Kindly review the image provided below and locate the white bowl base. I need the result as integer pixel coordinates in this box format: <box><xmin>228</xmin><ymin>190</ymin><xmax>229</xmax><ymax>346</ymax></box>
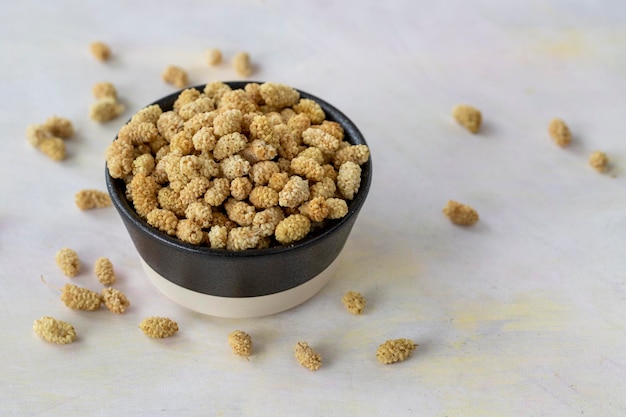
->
<box><xmin>139</xmin><ymin>255</ymin><xmax>341</xmax><ymax>318</ymax></box>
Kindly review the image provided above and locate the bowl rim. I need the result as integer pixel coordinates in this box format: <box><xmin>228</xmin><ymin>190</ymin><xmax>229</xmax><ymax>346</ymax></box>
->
<box><xmin>106</xmin><ymin>81</ymin><xmax>372</xmax><ymax>259</ymax></box>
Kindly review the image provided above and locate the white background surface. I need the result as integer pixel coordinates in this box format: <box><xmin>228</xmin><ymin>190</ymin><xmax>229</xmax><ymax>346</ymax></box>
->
<box><xmin>1</xmin><ymin>1</ymin><xmax>625</xmax><ymax>416</ymax></box>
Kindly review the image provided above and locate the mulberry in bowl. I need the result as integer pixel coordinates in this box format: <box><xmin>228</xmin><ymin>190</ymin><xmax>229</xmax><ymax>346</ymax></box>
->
<box><xmin>105</xmin><ymin>81</ymin><xmax>371</xmax><ymax>318</ymax></box>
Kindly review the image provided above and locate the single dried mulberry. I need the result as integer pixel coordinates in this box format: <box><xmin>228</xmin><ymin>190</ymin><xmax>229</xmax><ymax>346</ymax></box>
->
<box><xmin>268</xmin><ymin>172</ymin><xmax>290</xmax><ymax>192</ymax></box>
<box><xmin>220</xmin><ymin>155</ymin><xmax>251</xmax><ymax>179</ymax></box>
<box><xmin>310</xmin><ymin>177</ymin><xmax>336</xmax><ymax>200</ymax></box>
<box><xmin>248</xmin><ymin>186</ymin><xmax>279</xmax><ymax>209</ymax></box>
<box><xmin>128</xmin><ymin>173</ymin><xmax>160</xmax><ymax>217</ymax></box>
<box><xmin>443</xmin><ymin>200</ymin><xmax>479</xmax><ymax>226</ymax></box>
<box><xmin>337</xmin><ymin>161</ymin><xmax>361</xmax><ymax>200</ymax></box>
<box><xmin>204</xmin><ymin>178</ymin><xmax>231</xmax><ymax>206</ymax></box>
<box><xmin>252</xmin><ymin>116</ymin><xmax>279</xmax><ymax>147</ymax></box>
<box><xmin>226</xmin><ymin>227</ymin><xmax>260</xmax><ymax>251</ymax></box>
<box><xmin>38</xmin><ymin>137</ymin><xmax>66</xmax><ymax>161</ymax></box>
<box><xmin>42</xmin><ymin>116</ymin><xmax>74</xmax><ymax>139</ymax></box>
<box><xmin>176</xmin><ymin>219</ymin><xmax>205</xmax><ymax>244</ymax></box>
<box><xmin>376</xmin><ymin>339</ymin><xmax>417</xmax><ymax>364</ymax></box>
<box><xmin>213</xmin><ymin>132</ymin><xmax>248</xmax><ymax>160</ymax></box>
<box><xmin>224</xmin><ymin>199</ymin><xmax>255</xmax><ymax>226</ymax></box>
<box><xmin>244</xmin><ymin>83</ymin><xmax>264</xmax><ymax>104</ymax></box>
<box><xmin>131</xmin><ymin>104</ymin><xmax>163</xmax><ymax>125</ymax></box>
<box><xmin>228</xmin><ymin>330</ymin><xmax>252</xmax><ymax>358</ymax></box>
<box><xmin>184</xmin><ymin>201</ymin><xmax>213</xmax><ymax>228</ymax></box>
<box><xmin>206</xmin><ymin>48</ymin><xmax>222</xmax><ymax>66</ymax></box>
<box><xmin>208</xmin><ymin>225</ymin><xmax>228</xmax><ymax>249</ymax></box>
<box><xmin>162</xmin><ymin>65</ymin><xmax>188</xmax><ymax>88</ymax></box>
<box><xmin>90</xmin><ymin>41</ymin><xmax>111</xmax><ymax>61</ymax></box>
<box><xmin>94</xmin><ymin>257</ymin><xmax>116</xmax><ymax>285</ymax></box>
<box><xmin>250</xmin><ymin>161</ymin><xmax>280</xmax><ymax>186</ymax></box>
<box><xmin>326</xmin><ymin>198</ymin><xmax>348</xmax><ymax>219</ymax></box>
<box><xmin>299</xmin><ymin>197</ymin><xmax>329</xmax><ymax>222</ymax></box>
<box><xmin>180</xmin><ymin>177</ymin><xmax>211</xmax><ymax>205</ymax></box>
<box><xmin>275</xmin><ymin>214</ymin><xmax>311</xmax><ymax>245</ymax></box>
<box><xmin>203</xmin><ymin>81</ymin><xmax>232</xmax><ymax>103</ymax></box>
<box><xmin>101</xmin><ymin>287</ymin><xmax>130</xmax><ymax>314</ymax></box>
<box><xmin>139</xmin><ymin>317</ymin><xmax>179</xmax><ymax>338</ymax></box>
<box><xmin>92</xmin><ymin>82</ymin><xmax>117</xmax><ymax>99</ymax></box>
<box><xmin>278</xmin><ymin>176</ymin><xmax>310</xmax><ymax>208</ymax></box>
<box><xmin>90</xmin><ymin>97</ymin><xmax>125</xmax><ymax>122</ymax></box>
<box><xmin>230</xmin><ymin>177</ymin><xmax>253</xmax><ymax>201</ymax></box>
<box><xmin>213</xmin><ymin>109</ymin><xmax>243</xmax><ymax>137</ymax></box>
<box><xmin>302</xmin><ymin>128</ymin><xmax>340</xmax><ymax>153</ymax></box>
<box><xmin>452</xmin><ymin>104</ymin><xmax>482</xmax><ymax>134</ymax></box>
<box><xmin>118</xmin><ymin>122</ymin><xmax>160</xmax><ymax>145</ymax></box>
<box><xmin>157</xmin><ymin>111</ymin><xmax>184</xmax><ymax>141</ymax></box>
<box><xmin>240</xmin><ymin>140</ymin><xmax>277</xmax><ymax>164</ymax></box>
<box><xmin>75</xmin><ymin>189</ymin><xmax>112</xmax><ymax>210</ymax></box>
<box><xmin>252</xmin><ymin>207</ymin><xmax>284</xmax><ymax>237</ymax></box>
<box><xmin>219</xmin><ymin>89</ymin><xmax>258</xmax><ymax>114</ymax></box>
<box><xmin>290</xmin><ymin>155</ymin><xmax>325</xmax><ymax>181</ymax></box>
<box><xmin>192</xmin><ymin>126</ymin><xmax>217</xmax><ymax>153</ymax></box>
<box><xmin>295</xmin><ymin>342</ymin><xmax>321</xmax><ymax>371</ymax></box>
<box><xmin>179</xmin><ymin>96</ymin><xmax>215</xmax><ymax>121</ymax></box>
<box><xmin>55</xmin><ymin>247</ymin><xmax>80</xmax><ymax>278</ymax></box>
<box><xmin>61</xmin><ymin>284</ymin><xmax>102</xmax><ymax>311</ymax></box>
<box><xmin>589</xmin><ymin>151</ymin><xmax>609</xmax><ymax>172</ymax></box>
<box><xmin>33</xmin><ymin>316</ymin><xmax>76</xmax><ymax>344</ymax></box>
<box><xmin>147</xmin><ymin>208</ymin><xmax>179</xmax><ymax>235</ymax></box>
<box><xmin>26</xmin><ymin>124</ymin><xmax>49</xmax><ymax>147</ymax></box>
<box><xmin>132</xmin><ymin>153</ymin><xmax>156</xmax><ymax>176</ymax></box>
<box><xmin>259</xmin><ymin>83</ymin><xmax>300</xmax><ymax>108</ymax></box>
<box><xmin>232</xmin><ymin>51</ymin><xmax>252</xmax><ymax>77</ymax></box>
<box><xmin>105</xmin><ymin>139</ymin><xmax>134</xmax><ymax>178</ymax></box>
<box><xmin>342</xmin><ymin>291</ymin><xmax>365</xmax><ymax>315</ymax></box>
<box><xmin>548</xmin><ymin>118</ymin><xmax>572</xmax><ymax>147</ymax></box>
<box><xmin>293</xmin><ymin>99</ymin><xmax>325</xmax><ymax>124</ymax></box>
<box><xmin>333</xmin><ymin>144</ymin><xmax>370</xmax><ymax>168</ymax></box>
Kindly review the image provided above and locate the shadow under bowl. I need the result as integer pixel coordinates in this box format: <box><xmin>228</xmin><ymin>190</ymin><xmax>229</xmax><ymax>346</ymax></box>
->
<box><xmin>106</xmin><ymin>81</ymin><xmax>372</xmax><ymax>318</ymax></box>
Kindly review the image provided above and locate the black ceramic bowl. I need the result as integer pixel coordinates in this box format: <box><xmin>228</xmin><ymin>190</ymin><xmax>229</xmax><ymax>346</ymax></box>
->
<box><xmin>106</xmin><ymin>82</ymin><xmax>372</xmax><ymax>318</ymax></box>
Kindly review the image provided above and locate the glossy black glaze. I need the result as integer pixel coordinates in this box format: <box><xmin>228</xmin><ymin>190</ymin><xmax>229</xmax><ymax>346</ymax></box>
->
<box><xmin>106</xmin><ymin>82</ymin><xmax>371</xmax><ymax>298</ymax></box>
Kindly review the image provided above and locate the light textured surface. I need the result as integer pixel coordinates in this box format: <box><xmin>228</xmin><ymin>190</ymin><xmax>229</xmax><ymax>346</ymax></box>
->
<box><xmin>1</xmin><ymin>0</ymin><xmax>626</xmax><ymax>416</ymax></box>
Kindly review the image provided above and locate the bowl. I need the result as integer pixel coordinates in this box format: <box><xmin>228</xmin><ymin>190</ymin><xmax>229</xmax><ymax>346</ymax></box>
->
<box><xmin>105</xmin><ymin>81</ymin><xmax>372</xmax><ymax>318</ymax></box>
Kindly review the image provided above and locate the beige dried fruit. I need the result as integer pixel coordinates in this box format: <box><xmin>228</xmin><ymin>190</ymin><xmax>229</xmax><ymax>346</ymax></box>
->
<box><xmin>101</xmin><ymin>287</ymin><xmax>130</xmax><ymax>314</ymax></box>
<box><xmin>295</xmin><ymin>342</ymin><xmax>322</xmax><ymax>371</ymax></box>
<box><xmin>90</xmin><ymin>97</ymin><xmax>125</xmax><ymax>122</ymax></box>
<box><xmin>94</xmin><ymin>257</ymin><xmax>116</xmax><ymax>285</ymax></box>
<box><xmin>75</xmin><ymin>189</ymin><xmax>112</xmax><ymax>210</ymax></box>
<box><xmin>342</xmin><ymin>291</ymin><xmax>366</xmax><ymax>315</ymax></box>
<box><xmin>452</xmin><ymin>104</ymin><xmax>482</xmax><ymax>134</ymax></box>
<box><xmin>33</xmin><ymin>316</ymin><xmax>76</xmax><ymax>344</ymax></box>
<box><xmin>139</xmin><ymin>317</ymin><xmax>179</xmax><ymax>338</ymax></box>
<box><xmin>548</xmin><ymin>118</ymin><xmax>572</xmax><ymax>147</ymax></box>
<box><xmin>228</xmin><ymin>330</ymin><xmax>252</xmax><ymax>358</ymax></box>
<box><xmin>90</xmin><ymin>41</ymin><xmax>111</xmax><ymax>61</ymax></box>
<box><xmin>206</xmin><ymin>48</ymin><xmax>222</xmax><ymax>66</ymax></box>
<box><xmin>376</xmin><ymin>338</ymin><xmax>417</xmax><ymax>364</ymax></box>
<box><xmin>38</xmin><ymin>137</ymin><xmax>66</xmax><ymax>161</ymax></box>
<box><xmin>589</xmin><ymin>151</ymin><xmax>609</xmax><ymax>173</ymax></box>
<box><xmin>162</xmin><ymin>65</ymin><xmax>188</xmax><ymax>88</ymax></box>
<box><xmin>232</xmin><ymin>52</ymin><xmax>252</xmax><ymax>77</ymax></box>
<box><xmin>442</xmin><ymin>200</ymin><xmax>479</xmax><ymax>226</ymax></box>
<box><xmin>55</xmin><ymin>247</ymin><xmax>80</xmax><ymax>277</ymax></box>
<box><xmin>61</xmin><ymin>284</ymin><xmax>102</xmax><ymax>311</ymax></box>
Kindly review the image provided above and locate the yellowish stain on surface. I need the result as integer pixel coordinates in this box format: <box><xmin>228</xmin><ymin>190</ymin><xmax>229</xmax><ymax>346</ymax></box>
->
<box><xmin>426</xmin><ymin>291</ymin><xmax>577</xmax><ymax>416</ymax></box>
<box><xmin>534</xmin><ymin>29</ymin><xmax>589</xmax><ymax>59</ymax></box>
<box><xmin>451</xmin><ymin>291</ymin><xmax>571</xmax><ymax>333</ymax></box>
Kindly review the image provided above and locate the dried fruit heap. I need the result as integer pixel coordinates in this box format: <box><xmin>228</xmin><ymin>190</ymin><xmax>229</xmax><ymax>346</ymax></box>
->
<box><xmin>106</xmin><ymin>82</ymin><xmax>370</xmax><ymax>250</ymax></box>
